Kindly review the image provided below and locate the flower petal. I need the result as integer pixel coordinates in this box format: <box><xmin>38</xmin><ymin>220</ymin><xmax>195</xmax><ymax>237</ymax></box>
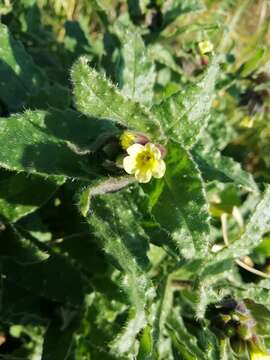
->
<box><xmin>135</xmin><ymin>169</ymin><xmax>152</xmax><ymax>183</ymax></box>
<box><xmin>123</xmin><ymin>155</ymin><xmax>136</xmax><ymax>174</ymax></box>
<box><xmin>152</xmin><ymin>160</ymin><xmax>166</xmax><ymax>178</ymax></box>
<box><xmin>127</xmin><ymin>143</ymin><xmax>144</xmax><ymax>156</ymax></box>
<box><xmin>145</xmin><ymin>143</ymin><xmax>161</xmax><ymax>159</ymax></box>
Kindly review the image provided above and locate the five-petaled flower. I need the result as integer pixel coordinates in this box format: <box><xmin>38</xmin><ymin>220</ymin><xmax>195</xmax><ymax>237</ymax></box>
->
<box><xmin>123</xmin><ymin>142</ymin><xmax>166</xmax><ymax>183</ymax></box>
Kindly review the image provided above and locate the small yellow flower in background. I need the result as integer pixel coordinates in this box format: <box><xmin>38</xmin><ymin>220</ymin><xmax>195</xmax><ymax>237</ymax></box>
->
<box><xmin>120</xmin><ymin>131</ymin><xmax>136</xmax><ymax>150</ymax></box>
<box><xmin>250</xmin><ymin>343</ymin><xmax>270</xmax><ymax>360</ymax></box>
<box><xmin>250</xmin><ymin>350</ymin><xmax>270</xmax><ymax>360</ymax></box>
<box><xmin>199</xmin><ymin>40</ymin><xmax>214</xmax><ymax>55</ymax></box>
<box><xmin>240</xmin><ymin>116</ymin><xmax>254</xmax><ymax>129</ymax></box>
<box><xmin>123</xmin><ymin>143</ymin><xmax>166</xmax><ymax>183</ymax></box>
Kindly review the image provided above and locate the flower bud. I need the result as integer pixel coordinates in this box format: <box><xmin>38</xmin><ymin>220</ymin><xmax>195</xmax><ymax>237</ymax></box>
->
<box><xmin>120</xmin><ymin>131</ymin><xmax>149</xmax><ymax>150</ymax></box>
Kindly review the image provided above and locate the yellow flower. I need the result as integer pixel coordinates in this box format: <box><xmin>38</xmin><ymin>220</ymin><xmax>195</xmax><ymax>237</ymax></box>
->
<box><xmin>199</xmin><ymin>40</ymin><xmax>214</xmax><ymax>55</ymax></box>
<box><xmin>250</xmin><ymin>350</ymin><xmax>270</xmax><ymax>360</ymax></box>
<box><xmin>120</xmin><ymin>131</ymin><xmax>136</xmax><ymax>150</ymax></box>
<box><xmin>123</xmin><ymin>143</ymin><xmax>166</xmax><ymax>183</ymax></box>
<box><xmin>240</xmin><ymin>116</ymin><xmax>254</xmax><ymax>129</ymax></box>
<box><xmin>250</xmin><ymin>344</ymin><xmax>270</xmax><ymax>360</ymax></box>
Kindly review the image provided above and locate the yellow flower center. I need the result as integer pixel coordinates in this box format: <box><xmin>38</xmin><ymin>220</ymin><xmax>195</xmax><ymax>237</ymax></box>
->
<box><xmin>136</xmin><ymin>150</ymin><xmax>157</xmax><ymax>171</ymax></box>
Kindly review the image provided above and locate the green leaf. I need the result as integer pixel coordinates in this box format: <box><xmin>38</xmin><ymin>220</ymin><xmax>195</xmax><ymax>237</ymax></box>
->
<box><xmin>127</xmin><ymin>0</ymin><xmax>145</xmax><ymax>23</ymax></box>
<box><xmin>0</xmin><ymin>23</ymin><xmax>46</xmax><ymax>111</ymax></box>
<box><xmin>42</xmin><ymin>312</ymin><xmax>81</xmax><ymax>360</ymax></box>
<box><xmin>161</xmin><ymin>0</ymin><xmax>205</xmax><ymax>30</ymax></box>
<box><xmin>0</xmin><ymin>280</ymin><xmax>49</xmax><ymax>325</ymax></box>
<box><xmin>247</xmin><ymin>299</ymin><xmax>270</xmax><ymax>337</ymax></box>
<box><xmin>90</xmin><ymin>190</ymin><xmax>150</xmax><ymax>272</ymax></box>
<box><xmin>28</xmin><ymin>82</ymin><xmax>72</xmax><ymax>110</ymax></box>
<box><xmin>152</xmin><ymin>58</ymin><xmax>220</xmax><ymax>148</ymax></box>
<box><xmin>0</xmin><ymin>171</ymin><xmax>64</xmax><ymax>222</ymax></box>
<box><xmin>152</xmin><ymin>274</ymin><xmax>174</xmax><ymax>359</ymax></box>
<box><xmin>146</xmin><ymin>141</ymin><xmax>210</xmax><ymax>258</ymax></box>
<box><xmin>118</xmin><ymin>30</ymin><xmax>156</xmax><ymax>105</ymax></box>
<box><xmin>54</xmin><ymin>233</ymin><xmax>109</xmax><ymax>285</ymax></box>
<box><xmin>240</xmin><ymin>47</ymin><xmax>266</xmax><ymax>77</ymax></box>
<box><xmin>193</xmin><ymin>148</ymin><xmax>258</xmax><ymax>193</ymax></box>
<box><xmin>0</xmin><ymin>252</ymin><xmax>85</xmax><ymax>306</ymax></box>
<box><xmin>195</xmin><ymin>232</ymin><xmax>270</xmax><ymax>317</ymax></box>
<box><xmin>217</xmin><ymin>186</ymin><xmax>270</xmax><ymax>260</ymax></box>
<box><xmin>88</xmin><ymin>191</ymin><xmax>155</xmax><ymax>355</ymax></box>
<box><xmin>148</xmin><ymin>43</ymin><xmax>182</xmax><ymax>75</ymax></box>
<box><xmin>235</xmin><ymin>280</ymin><xmax>270</xmax><ymax>310</ymax></box>
<box><xmin>167</xmin><ymin>310</ymin><xmax>208</xmax><ymax>360</ymax></box>
<box><xmin>78</xmin><ymin>176</ymin><xmax>135</xmax><ymax>217</ymax></box>
<box><xmin>138</xmin><ymin>326</ymin><xmax>155</xmax><ymax>360</ymax></box>
<box><xmin>0</xmin><ymin>225</ymin><xmax>49</xmax><ymax>264</ymax></box>
<box><xmin>71</xmin><ymin>56</ymin><xmax>163</xmax><ymax>140</ymax></box>
<box><xmin>78</xmin><ymin>292</ymin><xmax>125</xmax><ymax>360</ymax></box>
<box><xmin>0</xmin><ymin>109</ymin><xmax>118</xmax><ymax>179</ymax></box>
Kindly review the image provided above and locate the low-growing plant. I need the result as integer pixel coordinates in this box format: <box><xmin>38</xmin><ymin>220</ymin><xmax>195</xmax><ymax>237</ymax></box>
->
<box><xmin>0</xmin><ymin>0</ymin><xmax>270</xmax><ymax>359</ymax></box>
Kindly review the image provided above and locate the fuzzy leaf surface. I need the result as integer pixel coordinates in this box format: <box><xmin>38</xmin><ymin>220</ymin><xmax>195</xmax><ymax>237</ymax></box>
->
<box><xmin>0</xmin><ymin>109</ymin><xmax>118</xmax><ymax>179</ymax></box>
<box><xmin>118</xmin><ymin>30</ymin><xmax>156</xmax><ymax>105</ymax></box>
<box><xmin>42</xmin><ymin>313</ymin><xmax>81</xmax><ymax>360</ymax></box>
<box><xmin>0</xmin><ymin>171</ymin><xmax>64</xmax><ymax>222</ymax></box>
<box><xmin>0</xmin><ymin>253</ymin><xmax>85</xmax><ymax>306</ymax></box>
<box><xmin>216</xmin><ymin>186</ymin><xmax>270</xmax><ymax>261</ymax></box>
<box><xmin>89</xmin><ymin>191</ymin><xmax>154</xmax><ymax>355</ymax></box>
<box><xmin>0</xmin><ymin>225</ymin><xmax>49</xmax><ymax>265</ymax></box>
<box><xmin>145</xmin><ymin>141</ymin><xmax>210</xmax><ymax>258</ymax></box>
<box><xmin>193</xmin><ymin>149</ymin><xmax>258</xmax><ymax>192</ymax></box>
<box><xmin>71</xmin><ymin>56</ymin><xmax>162</xmax><ymax>139</ymax></box>
<box><xmin>0</xmin><ymin>24</ymin><xmax>46</xmax><ymax>111</ymax></box>
<box><xmin>152</xmin><ymin>58</ymin><xmax>219</xmax><ymax>148</ymax></box>
<box><xmin>161</xmin><ymin>0</ymin><xmax>205</xmax><ymax>30</ymax></box>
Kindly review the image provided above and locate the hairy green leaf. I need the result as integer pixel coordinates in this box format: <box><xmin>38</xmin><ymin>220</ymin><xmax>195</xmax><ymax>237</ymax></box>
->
<box><xmin>89</xmin><ymin>191</ymin><xmax>154</xmax><ymax>355</ymax></box>
<box><xmin>152</xmin><ymin>58</ymin><xmax>219</xmax><ymax>148</ymax></box>
<box><xmin>0</xmin><ymin>24</ymin><xmax>46</xmax><ymax>111</ymax></box>
<box><xmin>240</xmin><ymin>47</ymin><xmax>266</xmax><ymax>77</ymax></box>
<box><xmin>0</xmin><ymin>280</ymin><xmax>49</xmax><ymax>325</ymax></box>
<box><xmin>167</xmin><ymin>310</ymin><xmax>208</xmax><ymax>360</ymax></box>
<box><xmin>118</xmin><ymin>30</ymin><xmax>156</xmax><ymax>105</ymax></box>
<box><xmin>0</xmin><ymin>225</ymin><xmax>49</xmax><ymax>264</ymax></box>
<box><xmin>146</xmin><ymin>141</ymin><xmax>210</xmax><ymax>258</ymax></box>
<box><xmin>0</xmin><ymin>109</ymin><xmax>118</xmax><ymax>179</ymax></box>
<box><xmin>71</xmin><ymin>56</ymin><xmax>163</xmax><ymax>139</ymax></box>
<box><xmin>78</xmin><ymin>176</ymin><xmax>134</xmax><ymax>217</ymax></box>
<box><xmin>161</xmin><ymin>0</ymin><xmax>205</xmax><ymax>30</ymax></box>
<box><xmin>0</xmin><ymin>251</ymin><xmax>85</xmax><ymax>306</ymax></box>
<box><xmin>193</xmin><ymin>148</ymin><xmax>258</xmax><ymax>193</ymax></box>
<box><xmin>152</xmin><ymin>274</ymin><xmax>174</xmax><ymax>359</ymax></box>
<box><xmin>42</xmin><ymin>312</ymin><xmax>81</xmax><ymax>360</ymax></box>
<box><xmin>0</xmin><ymin>171</ymin><xmax>64</xmax><ymax>222</ymax></box>
<box><xmin>218</xmin><ymin>186</ymin><xmax>270</xmax><ymax>260</ymax></box>
<box><xmin>235</xmin><ymin>281</ymin><xmax>270</xmax><ymax>309</ymax></box>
